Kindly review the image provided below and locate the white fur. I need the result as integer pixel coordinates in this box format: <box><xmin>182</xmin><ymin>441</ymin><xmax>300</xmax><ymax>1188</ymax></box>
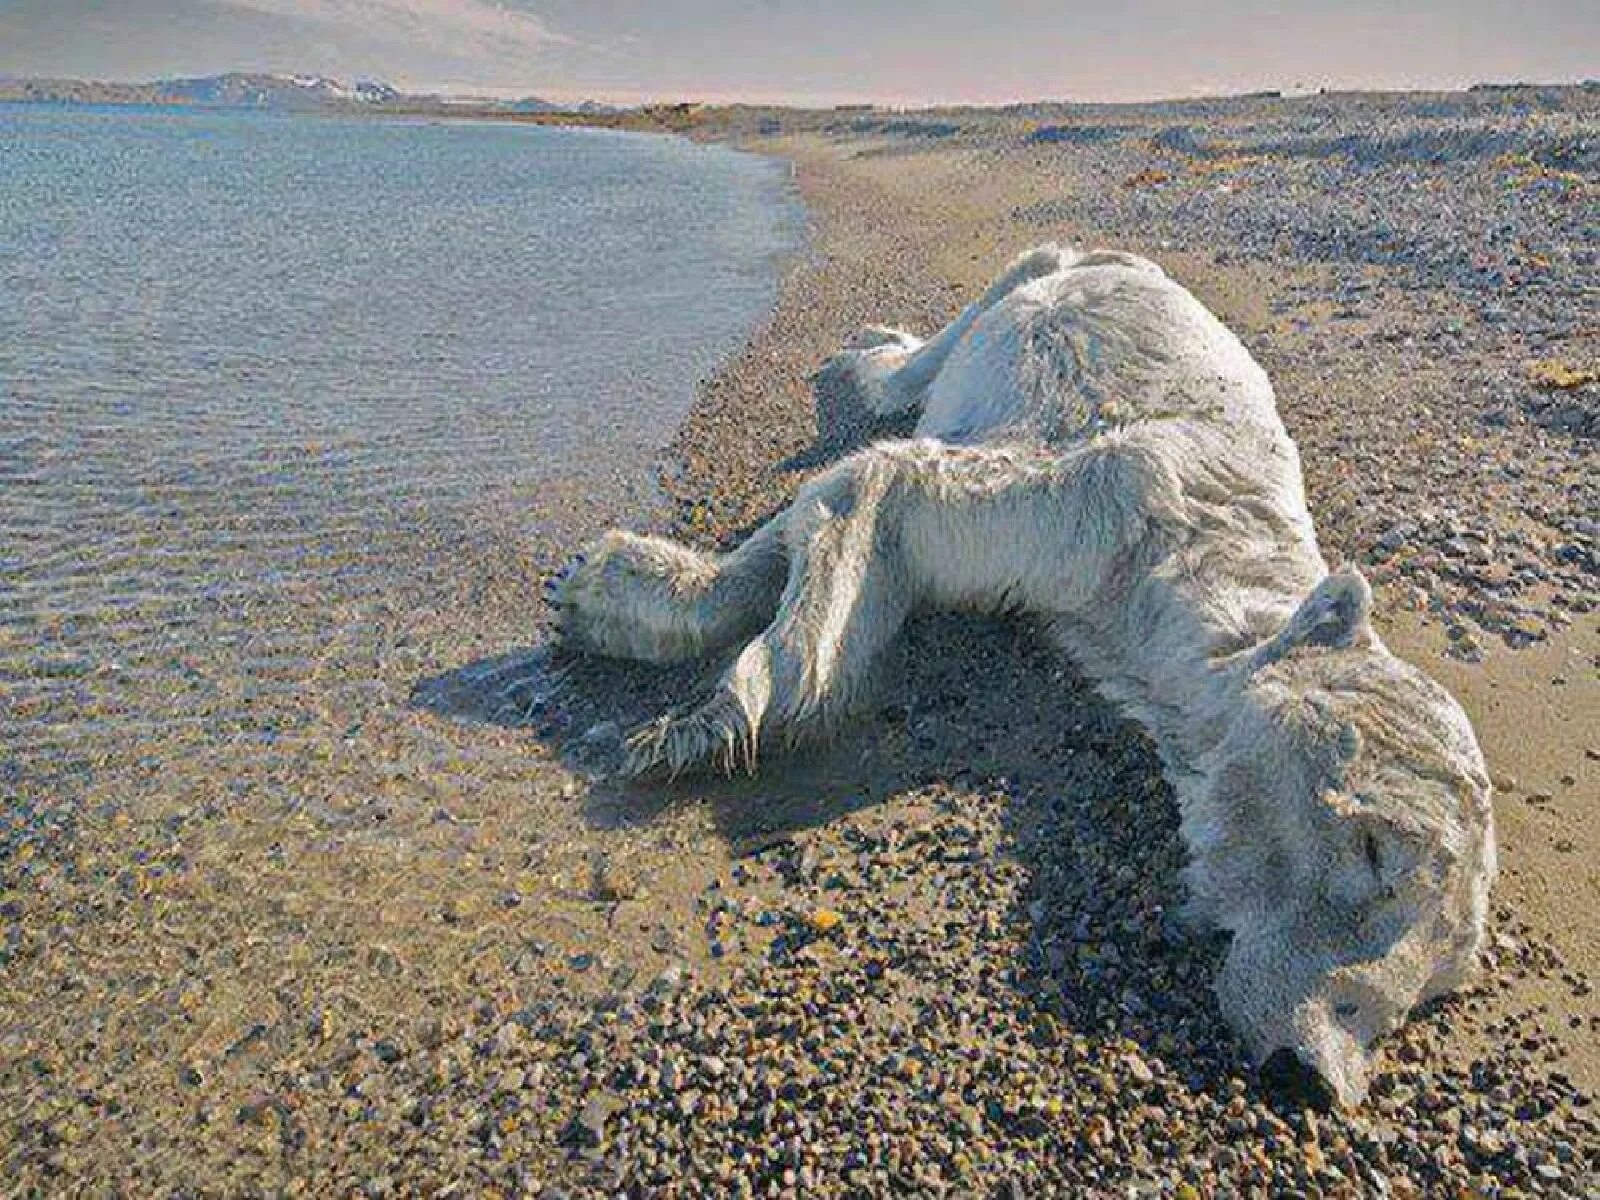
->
<box><xmin>556</xmin><ymin>244</ymin><xmax>1496</xmax><ymax>1106</ymax></box>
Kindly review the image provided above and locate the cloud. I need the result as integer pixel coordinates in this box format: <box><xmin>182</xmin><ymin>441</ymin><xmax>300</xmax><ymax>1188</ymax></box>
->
<box><xmin>0</xmin><ymin>0</ymin><xmax>575</xmax><ymax>91</ymax></box>
<box><xmin>219</xmin><ymin>0</ymin><xmax>567</xmax><ymax>65</ymax></box>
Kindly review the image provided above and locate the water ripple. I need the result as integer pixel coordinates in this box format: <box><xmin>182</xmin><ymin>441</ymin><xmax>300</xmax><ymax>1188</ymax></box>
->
<box><xmin>0</xmin><ymin>106</ymin><xmax>800</xmax><ymax>790</ymax></box>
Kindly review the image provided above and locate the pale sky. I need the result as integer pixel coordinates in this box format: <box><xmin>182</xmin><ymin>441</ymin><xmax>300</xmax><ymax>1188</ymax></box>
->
<box><xmin>1</xmin><ymin>0</ymin><xmax>1595</xmax><ymax>106</ymax></box>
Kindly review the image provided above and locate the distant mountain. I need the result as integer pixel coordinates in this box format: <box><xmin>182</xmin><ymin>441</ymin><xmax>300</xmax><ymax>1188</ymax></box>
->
<box><xmin>503</xmin><ymin>96</ymin><xmax>624</xmax><ymax>116</ymax></box>
<box><xmin>503</xmin><ymin>95</ymin><xmax>564</xmax><ymax>114</ymax></box>
<box><xmin>0</xmin><ymin>72</ymin><xmax>400</xmax><ymax>109</ymax></box>
<box><xmin>0</xmin><ymin>73</ymin><xmax>630</xmax><ymax>117</ymax></box>
<box><xmin>156</xmin><ymin>73</ymin><xmax>400</xmax><ymax>108</ymax></box>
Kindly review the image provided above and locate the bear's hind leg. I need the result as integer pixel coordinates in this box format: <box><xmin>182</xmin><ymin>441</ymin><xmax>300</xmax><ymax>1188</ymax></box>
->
<box><xmin>620</xmin><ymin>434</ymin><xmax>1171</xmax><ymax>777</ymax></box>
<box><xmin>624</xmin><ymin>448</ymin><xmax>917</xmax><ymax>776</ymax></box>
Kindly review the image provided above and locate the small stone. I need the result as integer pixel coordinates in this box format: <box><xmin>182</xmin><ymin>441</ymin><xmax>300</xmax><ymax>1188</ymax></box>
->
<box><xmin>373</xmin><ymin>1039</ymin><xmax>404</xmax><ymax>1065</ymax></box>
<box><xmin>1462</xmin><ymin>1126</ymin><xmax>1506</xmax><ymax>1158</ymax></box>
<box><xmin>805</xmin><ymin>908</ymin><xmax>844</xmax><ymax>936</ymax></box>
<box><xmin>592</xmin><ymin>858</ymin><xmax>642</xmax><ymax>902</ymax></box>
<box><xmin>1124</xmin><ymin>1053</ymin><xmax>1155</xmax><ymax>1085</ymax></box>
<box><xmin>236</xmin><ymin>1094</ymin><xmax>276</xmax><ymax>1126</ymax></box>
<box><xmin>568</xmin><ymin>1092</ymin><xmax>620</xmax><ymax>1149</ymax></box>
<box><xmin>650</xmin><ymin>926</ymin><xmax>680</xmax><ymax>955</ymax></box>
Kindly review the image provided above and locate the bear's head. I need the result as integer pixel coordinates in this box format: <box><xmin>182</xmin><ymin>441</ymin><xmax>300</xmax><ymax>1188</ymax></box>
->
<box><xmin>1184</xmin><ymin>570</ymin><xmax>1496</xmax><ymax>1107</ymax></box>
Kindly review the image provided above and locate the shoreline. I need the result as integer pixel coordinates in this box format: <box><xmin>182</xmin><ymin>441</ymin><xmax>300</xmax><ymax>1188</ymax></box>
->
<box><xmin>3</xmin><ymin>96</ymin><xmax>1594</xmax><ymax>1195</ymax></box>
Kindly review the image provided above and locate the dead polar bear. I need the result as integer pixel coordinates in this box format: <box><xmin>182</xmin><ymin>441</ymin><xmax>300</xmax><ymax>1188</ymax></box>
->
<box><xmin>555</xmin><ymin>244</ymin><xmax>1496</xmax><ymax>1107</ymax></box>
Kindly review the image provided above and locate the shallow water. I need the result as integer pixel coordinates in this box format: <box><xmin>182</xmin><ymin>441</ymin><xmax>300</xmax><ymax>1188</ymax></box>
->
<box><xmin>0</xmin><ymin>105</ymin><xmax>800</xmax><ymax>796</ymax></box>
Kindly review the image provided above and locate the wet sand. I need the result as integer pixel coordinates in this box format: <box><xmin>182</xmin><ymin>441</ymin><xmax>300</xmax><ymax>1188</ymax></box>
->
<box><xmin>3</xmin><ymin>92</ymin><xmax>1597</xmax><ymax>1195</ymax></box>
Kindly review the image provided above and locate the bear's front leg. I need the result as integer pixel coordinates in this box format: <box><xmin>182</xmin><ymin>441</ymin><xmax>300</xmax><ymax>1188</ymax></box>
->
<box><xmin>553</xmin><ymin>514</ymin><xmax>788</xmax><ymax>664</ymax></box>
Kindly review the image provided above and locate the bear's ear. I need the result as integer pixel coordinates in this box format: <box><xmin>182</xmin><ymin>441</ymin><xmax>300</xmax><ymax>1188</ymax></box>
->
<box><xmin>1255</xmin><ymin>569</ymin><xmax>1374</xmax><ymax>667</ymax></box>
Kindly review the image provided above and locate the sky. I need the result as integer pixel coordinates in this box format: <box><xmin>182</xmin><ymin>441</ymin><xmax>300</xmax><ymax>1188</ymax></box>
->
<box><xmin>0</xmin><ymin>0</ymin><xmax>1595</xmax><ymax>106</ymax></box>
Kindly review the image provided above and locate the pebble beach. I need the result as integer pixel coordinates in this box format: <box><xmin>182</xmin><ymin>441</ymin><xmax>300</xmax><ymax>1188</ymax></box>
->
<box><xmin>3</xmin><ymin>86</ymin><xmax>1597</xmax><ymax>1195</ymax></box>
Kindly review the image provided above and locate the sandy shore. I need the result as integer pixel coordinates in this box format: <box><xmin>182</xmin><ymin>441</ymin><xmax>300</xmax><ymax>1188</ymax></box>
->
<box><xmin>3</xmin><ymin>91</ymin><xmax>1596</xmax><ymax>1195</ymax></box>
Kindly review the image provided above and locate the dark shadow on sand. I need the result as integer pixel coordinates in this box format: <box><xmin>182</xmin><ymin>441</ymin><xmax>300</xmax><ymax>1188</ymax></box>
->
<box><xmin>409</xmin><ymin>599</ymin><xmax>1290</xmax><ymax>1105</ymax></box>
<box><xmin>777</xmin><ymin>358</ymin><xmax>919</xmax><ymax>474</ymax></box>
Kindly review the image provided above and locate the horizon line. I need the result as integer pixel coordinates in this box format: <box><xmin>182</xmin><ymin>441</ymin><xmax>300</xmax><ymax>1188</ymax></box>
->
<box><xmin>6</xmin><ymin>68</ymin><xmax>1597</xmax><ymax>112</ymax></box>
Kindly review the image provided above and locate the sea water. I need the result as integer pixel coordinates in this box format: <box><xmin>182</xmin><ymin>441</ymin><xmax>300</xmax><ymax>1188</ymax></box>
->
<box><xmin>0</xmin><ymin>105</ymin><xmax>800</xmax><ymax>785</ymax></box>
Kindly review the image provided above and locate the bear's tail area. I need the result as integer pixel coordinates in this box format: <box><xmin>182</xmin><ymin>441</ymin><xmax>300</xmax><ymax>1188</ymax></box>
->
<box><xmin>815</xmin><ymin>244</ymin><xmax>1075</xmax><ymax>420</ymax></box>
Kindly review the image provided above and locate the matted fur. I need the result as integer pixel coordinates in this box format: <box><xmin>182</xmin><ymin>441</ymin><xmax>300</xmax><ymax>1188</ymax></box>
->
<box><xmin>555</xmin><ymin>244</ymin><xmax>1496</xmax><ymax>1106</ymax></box>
